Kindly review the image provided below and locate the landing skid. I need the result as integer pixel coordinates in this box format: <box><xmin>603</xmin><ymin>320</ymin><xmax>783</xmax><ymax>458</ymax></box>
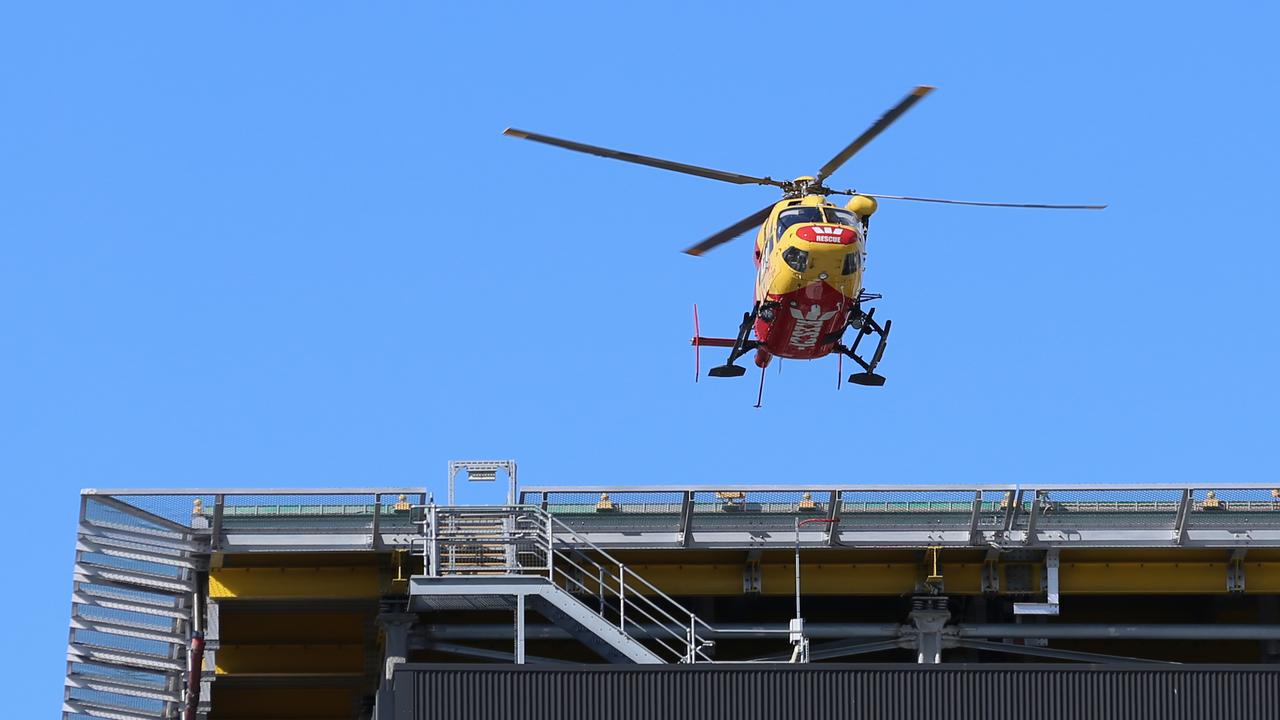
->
<box><xmin>835</xmin><ymin>306</ymin><xmax>892</xmax><ymax>387</ymax></box>
<box><xmin>847</xmin><ymin>372</ymin><xmax>886</xmax><ymax>386</ymax></box>
<box><xmin>707</xmin><ymin>364</ymin><xmax>747</xmax><ymax>378</ymax></box>
<box><xmin>706</xmin><ymin>302</ymin><xmax>759</xmax><ymax>379</ymax></box>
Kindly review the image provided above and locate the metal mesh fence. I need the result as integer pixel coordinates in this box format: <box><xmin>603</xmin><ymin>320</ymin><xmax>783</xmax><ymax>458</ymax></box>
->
<box><xmin>82</xmin><ymin>496</ymin><xmax>207</xmax><ymax>539</ymax></box>
<box><xmin>377</xmin><ymin>492</ymin><xmax>427</xmax><ymax>530</ymax></box>
<box><xmin>218</xmin><ymin>493</ymin><xmax>380</xmax><ymax>533</ymax></box>
<box><xmin>67</xmin><ymin>488</ymin><xmax>422</xmax><ymax>720</ymax></box>
<box><xmin>836</xmin><ymin>490</ymin><xmax>979</xmax><ymax>530</ymax></box>
<box><xmin>75</xmin><ymin>602</ymin><xmax>177</xmax><ymax>633</ymax></box>
<box><xmin>1034</xmin><ymin>488</ymin><xmax>1185</xmax><ymax>529</ymax></box>
<box><xmin>1186</xmin><ymin>487</ymin><xmax>1280</xmax><ymax>528</ymax></box>
<box><xmin>66</xmin><ymin>687</ymin><xmax>167</xmax><ymax>716</ymax></box>
<box><xmin>100</xmin><ymin>493</ymin><xmax>217</xmax><ymax>528</ymax></box>
<box><xmin>69</xmin><ymin>661</ymin><xmax>169</xmax><ymax>690</ymax></box>
<box><xmin>70</xmin><ymin>628</ymin><xmax>173</xmax><ymax>659</ymax></box>
<box><xmin>541</xmin><ymin>491</ymin><xmax>686</xmax><ymax>533</ymax></box>
<box><xmin>973</xmin><ymin>489</ymin><xmax>1013</xmax><ymax>530</ymax></box>
<box><xmin>691</xmin><ymin>490</ymin><xmax>831</xmax><ymax>534</ymax></box>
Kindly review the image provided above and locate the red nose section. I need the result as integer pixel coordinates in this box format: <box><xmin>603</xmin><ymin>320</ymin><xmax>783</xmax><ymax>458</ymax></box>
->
<box><xmin>756</xmin><ymin>281</ymin><xmax>851</xmax><ymax>360</ymax></box>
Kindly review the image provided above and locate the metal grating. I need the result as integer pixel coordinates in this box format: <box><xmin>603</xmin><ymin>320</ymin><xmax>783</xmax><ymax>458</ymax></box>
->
<box><xmin>396</xmin><ymin>663</ymin><xmax>1280</xmax><ymax>720</ymax></box>
<box><xmin>65</xmin><ymin>495</ymin><xmax>206</xmax><ymax>720</ymax></box>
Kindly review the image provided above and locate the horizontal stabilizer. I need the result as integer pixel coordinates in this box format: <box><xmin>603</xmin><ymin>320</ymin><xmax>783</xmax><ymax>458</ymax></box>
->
<box><xmin>691</xmin><ymin>336</ymin><xmax>737</xmax><ymax>348</ymax></box>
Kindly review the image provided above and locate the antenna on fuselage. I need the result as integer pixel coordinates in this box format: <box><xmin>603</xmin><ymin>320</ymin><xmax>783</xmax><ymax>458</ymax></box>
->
<box><xmin>754</xmin><ymin>364</ymin><xmax>767</xmax><ymax>409</ymax></box>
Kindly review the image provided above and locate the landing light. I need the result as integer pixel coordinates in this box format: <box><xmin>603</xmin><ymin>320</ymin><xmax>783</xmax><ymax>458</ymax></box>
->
<box><xmin>782</xmin><ymin>247</ymin><xmax>809</xmax><ymax>272</ymax></box>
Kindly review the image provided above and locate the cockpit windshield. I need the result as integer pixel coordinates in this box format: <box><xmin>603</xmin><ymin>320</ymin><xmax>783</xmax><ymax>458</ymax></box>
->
<box><xmin>776</xmin><ymin>207</ymin><xmax>823</xmax><ymax>238</ymax></box>
<box><xmin>823</xmin><ymin>207</ymin><xmax>860</xmax><ymax>227</ymax></box>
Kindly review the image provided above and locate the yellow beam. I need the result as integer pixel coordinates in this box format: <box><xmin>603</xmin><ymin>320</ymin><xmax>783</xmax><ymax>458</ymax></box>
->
<box><xmin>631</xmin><ymin>562</ymin><xmax>987</xmax><ymax>595</ymax></box>
<box><xmin>621</xmin><ymin>564</ymin><xmax>745</xmax><ymax>595</ymax></box>
<box><xmin>217</xmin><ymin>612</ymin><xmax>368</xmax><ymax>644</ymax></box>
<box><xmin>214</xmin><ymin>643</ymin><xmax>366</xmax><ymax>675</ymax></box>
<box><xmin>210</xmin><ymin>567</ymin><xmax>381</xmax><ymax>600</ymax></box>
<box><xmin>1059</xmin><ymin>562</ymin><xmax>1227</xmax><ymax>594</ymax></box>
<box><xmin>620</xmin><ymin>561</ymin><xmax>1280</xmax><ymax>595</ymax></box>
<box><xmin>208</xmin><ymin>686</ymin><xmax>356</xmax><ymax>719</ymax></box>
<box><xmin>1247</xmin><ymin>562</ymin><xmax>1280</xmax><ymax>593</ymax></box>
<box><xmin>762</xmin><ymin>563</ymin><xmax>920</xmax><ymax>595</ymax></box>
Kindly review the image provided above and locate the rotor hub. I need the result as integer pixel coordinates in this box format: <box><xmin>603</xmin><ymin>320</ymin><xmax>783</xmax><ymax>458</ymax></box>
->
<box><xmin>786</xmin><ymin>175</ymin><xmax>830</xmax><ymax>198</ymax></box>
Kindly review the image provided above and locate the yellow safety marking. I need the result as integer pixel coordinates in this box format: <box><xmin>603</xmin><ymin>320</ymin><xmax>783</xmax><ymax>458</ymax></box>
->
<box><xmin>217</xmin><ymin>612</ymin><xmax>368</xmax><ymax>644</ymax></box>
<box><xmin>210</xmin><ymin>566</ymin><xmax>381</xmax><ymax>599</ymax></box>
<box><xmin>761</xmin><ymin>563</ymin><xmax>920</xmax><ymax>595</ymax></box>
<box><xmin>1245</xmin><ymin>562</ymin><xmax>1280</xmax><ymax>593</ymax></box>
<box><xmin>612</xmin><ymin>564</ymin><xmax>745</xmax><ymax>595</ymax></box>
<box><xmin>208</xmin><ymin>686</ymin><xmax>357</xmax><ymax>718</ymax></box>
<box><xmin>1059</xmin><ymin>562</ymin><xmax>1228</xmax><ymax>594</ymax></box>
<box><xmin>214</xmin><ymin>643</ymin><xmax>366</xmax><ymax>675</ymax></box>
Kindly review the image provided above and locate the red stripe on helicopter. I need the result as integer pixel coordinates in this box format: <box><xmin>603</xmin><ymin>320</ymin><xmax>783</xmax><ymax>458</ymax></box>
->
<box><xmin>795</xmin><ymin>225</ymin><xmax>856</xmax><ymax>244</ymax></box>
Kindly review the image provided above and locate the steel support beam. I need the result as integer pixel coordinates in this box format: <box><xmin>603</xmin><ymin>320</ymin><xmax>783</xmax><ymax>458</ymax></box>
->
<box><xmin>1023</xmin><ymin>491</ymin><xmax>1043</xmax><ymax>543</ymax></box>
<box><xmin>908</xmin><ymin>598</ymin><xmax>950</xmax><ymax>664</ymax></box>
<box><xmin>750</xmin><ymin>638</ymin><xmax>906</xmax><ymax>663</ymax></box>
<box><xmin>967</xmin><ymin>491</ymin><xmax>983</xmax><ymax>545</ymax></box>
<box><xmin>957</xmin><ymin>624</ymin><xmax>1280</xmax><ymax>640</ymax></box>
<box><xmin>514</xmin><ymin>594</ymin><xmax>525</xmax><ymax>665</ymax></box>
<box><xmin>1173</xmin><ymin>488</ymin><xmax>1194</xmax><ymax>545</ymax></box>
<box><xmin>422</xmin><ymin>641</ymin><xmax>573</xmax><ymax>665</ymax></box>
<box><xmin>954</xmin><ymin>638</ymin><xmax>1178</xmax><ymax>664</ymax></box>
<box><xmin>826</xmin><ymin>491</ymin><xmax>841</xmax><ymax>547</ymax></box>
<box><xmin>677</xmin><ymin>492</ymin><xmax>693</xmax><ymax>547</ymax></box>
<box><xmin>413</xmin><ymin>622</ymin><xmax>903</xmax><ymax>641</ymax></box>
<box><xmin>1014</xmin><ymin>549</ymin><xmax>1059</xmax><ymax>615</ymax></box>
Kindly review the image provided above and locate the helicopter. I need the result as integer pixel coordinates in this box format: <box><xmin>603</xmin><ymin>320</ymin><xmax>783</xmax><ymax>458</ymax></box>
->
<box><xmin>505</xmin><ymin>86</ymin><xmax>1104</xmax><ymax>394</ymax></box>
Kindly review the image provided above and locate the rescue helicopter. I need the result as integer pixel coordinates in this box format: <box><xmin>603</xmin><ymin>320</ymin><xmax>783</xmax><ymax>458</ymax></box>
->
<box><xmin>505</xmin><ymin>86</ymin><xmax>1104</xmax><ymax>395</ymax></box>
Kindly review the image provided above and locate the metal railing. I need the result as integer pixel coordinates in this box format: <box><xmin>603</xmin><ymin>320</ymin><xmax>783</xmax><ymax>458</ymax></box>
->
<box><xmin>418</xmin><ymin>505</ymin><xmax>720</xmax><ymax>663</ymax></box>
<box><xmin>519</xmin><ymin>484</ymin><xmax>1280</xmax><ymax>546</ymax></box>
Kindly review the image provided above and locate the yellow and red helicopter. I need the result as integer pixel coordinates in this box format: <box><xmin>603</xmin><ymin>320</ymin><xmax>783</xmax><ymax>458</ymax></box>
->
<box><xmin>505</xmin><ymin>86</ymin><xmax>1104</xmax><ymax>395</ymax></box>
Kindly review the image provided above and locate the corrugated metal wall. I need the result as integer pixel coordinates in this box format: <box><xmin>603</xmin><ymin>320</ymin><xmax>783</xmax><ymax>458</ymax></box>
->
<box><xmin>394</xmin><ymin>664</ymin><xmax>1280</xmax><ymax>720</ymax></box>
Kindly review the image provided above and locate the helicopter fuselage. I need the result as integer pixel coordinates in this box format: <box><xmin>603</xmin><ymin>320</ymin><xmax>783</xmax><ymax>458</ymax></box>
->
<box><xmin>750</xmin><ymin>195</ymin><xmax>867</xmax><ymax>365</ymax></box>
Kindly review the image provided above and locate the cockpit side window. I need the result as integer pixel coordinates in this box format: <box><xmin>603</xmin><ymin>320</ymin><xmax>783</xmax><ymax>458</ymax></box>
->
<box><xmin>776</xmin><ymin>207</ymin><xmax>823</xmax><ymax>239</ymax></box>
<box><xmin>823</xmin><ymin>207</ymin><xmax>860</xmax><ymax>228</ymax></box>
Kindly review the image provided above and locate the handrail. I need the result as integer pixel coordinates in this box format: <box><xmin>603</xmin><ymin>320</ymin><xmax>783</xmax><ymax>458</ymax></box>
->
<box><xmin>417</xmin><ymin>504</ymin><xmax>721</xmax><ymax>662</ymax></box>
<box><xmin>539</xmin><ymin>510</ymin><xmax>715</xmax><ymax>634</ymax></box>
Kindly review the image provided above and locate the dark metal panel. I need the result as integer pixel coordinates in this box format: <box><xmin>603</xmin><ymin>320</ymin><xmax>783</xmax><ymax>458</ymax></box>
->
<box><xmin>395</xmin><ymin>664</ymin><xmax>1280</xmax><ymax>720</ymax></box>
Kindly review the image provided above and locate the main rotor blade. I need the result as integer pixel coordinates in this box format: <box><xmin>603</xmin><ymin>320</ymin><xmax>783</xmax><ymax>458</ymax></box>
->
<box><xmin>814</xmin><ymin>85</ymin><xmax>935</xmax><ymax>184</ymax></box>
<box><xmin>860</xmin><ymin>192</ymin><xmax>1107</xmax><ymax>210</ymax></box>
<box><xmin>684</xmin><ymin>204</ymin><xmax>775</xmax><ymax>256</ymax></box>
<box><xmin>504</xmin><ymin>128</ymin><xmax>787</xmax><ymax>188</ymax></box>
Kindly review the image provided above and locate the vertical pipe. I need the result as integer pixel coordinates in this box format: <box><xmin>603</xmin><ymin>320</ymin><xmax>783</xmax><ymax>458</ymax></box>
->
<box><xmin>514</xmin><ymin>594</ymin><xmax>526</xmax><ymax>665</ymax></box>
<box><xmin>688</xmin><ymin>616</ymin><xmax>696</xmax><ymax>663</ymax></box>
<box><xmin>794</xmin><ymin>518</ymin><xmax>801</xmax><ymax>620</ymax></box>
<box><xmin>209</xmin><ymin>494</ymin><xmax>225</xmax><ymax>552</ymax></box>
<box><xmin>618</xmin><ymin>564</ymin><xmax>626</xmax><ymax>630</ymax></box>
<box><xmin>428</xmin><ymin>504</ymin><xmax>439</xmax><ymax>577</ymax></box>
<box><xmin>545</xmin><ymin>512</ymin><xmax>554</xmax><ymax>579</ymax></box>
<box><xmin>182</xmin><ymin>574</ymin><xmax>208</xmax><ymax>720</ymax></box>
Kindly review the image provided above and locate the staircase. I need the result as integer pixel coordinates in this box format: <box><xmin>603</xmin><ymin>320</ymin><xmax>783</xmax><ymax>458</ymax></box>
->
<box><xmin>64</xmin><ymin>494</ymin><xmax>205</xmax><ymax>720</ymax></box>
<box><xmin>412</xmin><ymin>506</ymin><xmax>714</xmax><ymax>663</ymax></box>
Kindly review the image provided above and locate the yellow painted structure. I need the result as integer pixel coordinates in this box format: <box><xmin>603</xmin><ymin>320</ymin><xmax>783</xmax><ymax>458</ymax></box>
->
<box><xmin>210</xmin><ymin>566</ymin><xmax>383</xmax><ymax>600</ymax></box>
<box><xmin>215</xmin><ymin>644</ymin><xmax>367</xmax><ymax>675</ymax></box>
<box><xmin>211</xmin><ymin>687</ymin><xmax>357</xmax><ymax>719</ymax></box>
<box><xmin>205</xmin><ymin>544</ymin><xmax>1280</xmax><ymax>718</ymax></box>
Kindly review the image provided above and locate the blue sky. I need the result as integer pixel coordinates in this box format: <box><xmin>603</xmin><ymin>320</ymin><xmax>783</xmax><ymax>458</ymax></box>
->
<box><xmin>3</xmin><ymin>2</ymin><xmax>1278</xmax><ymax>711</ymax></box>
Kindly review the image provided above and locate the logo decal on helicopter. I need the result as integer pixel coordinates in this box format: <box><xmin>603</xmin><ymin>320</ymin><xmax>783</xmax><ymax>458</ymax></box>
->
<box><xmin>795</xmin><ymin>225</ymin><xmax>856</xmax><ymax>244</ymax></box>
<box><xmin>788</xmin><ymin>305</ymin><xmax>838</xmax><ymax>349</ymax></box>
